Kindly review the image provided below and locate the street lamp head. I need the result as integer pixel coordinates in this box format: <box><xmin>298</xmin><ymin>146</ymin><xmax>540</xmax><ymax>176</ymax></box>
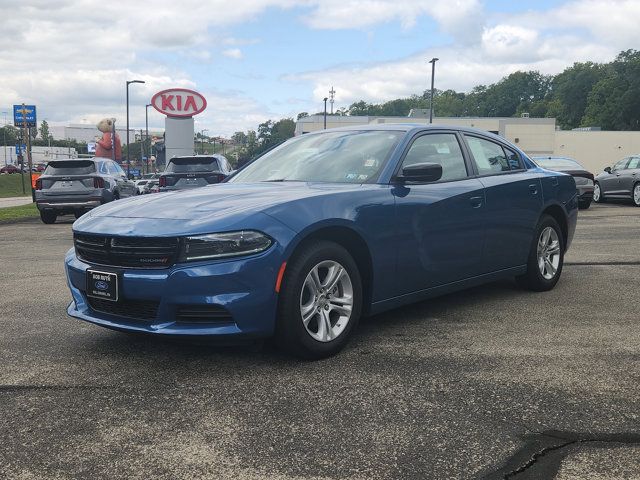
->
<box><xmin>323</xmin><ymin>97</ymin><xmax>328</xmax><ymax>102</ymax></box>
<box><xmin>127</xmin><ymin>79</ymin><xmax>146</xmax><ymax>85</ymax></box>
<box><xmin>429</xmin><ymin>57</ymin><xmax>439</xmax><ymax>63</ymax></box>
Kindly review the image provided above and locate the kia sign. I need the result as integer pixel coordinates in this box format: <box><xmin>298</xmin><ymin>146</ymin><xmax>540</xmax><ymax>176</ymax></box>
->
<box><xmin>151</xmin><ymin>88</ymin><xmax>207</xmax><ymax>118</ymax></box>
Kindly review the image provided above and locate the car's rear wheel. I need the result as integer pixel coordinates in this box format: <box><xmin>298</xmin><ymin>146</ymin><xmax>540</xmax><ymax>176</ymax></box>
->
<box><xmin>516</xmin><ymin>214</ymin><xmax>564</xmax><ymax>292</ymax></box>
<box><xmin>593</xmin><ymin>182</ymin><xmax>604</xmax><ymax>203</ymax></box>
<box><xmin>578</xmin><ymin>199</ymin><xmax>591</xmax><ymax>210</ymax></box>
<box><xmin>40</xmin><ymin>210</ymin><xmax>57</xmax><ymax>224</ymax></box>
<box><xmin>632</xmin><ymin>183</ymin><xmax>640</xmax><ymax>207</ymax></box>
<box><xmin>275</xmin><ymin>240</ymin><xmax>362</xmax><ymax>359</ymax></box>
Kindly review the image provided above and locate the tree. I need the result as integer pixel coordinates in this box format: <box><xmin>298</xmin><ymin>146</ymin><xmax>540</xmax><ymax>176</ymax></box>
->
<box><xmin>296</xmin><ymin>112</ymin><xmax>309</xmax><ymax>120</ymax></box>
<box><xmin>582</xmin><ymin>50</ymin><xmax>640</xmax><ymax>130</ymax></box>
<box><xmin>231</xmin><ymin>131</ymin><xmax>247</xmax><ymax>146</ymax></box>
<box><xmin>39</xmin><ymin>120</ymin><xmax>51</xmax><ymax>142</ymax></box>
<box><xmin>551</xmin><ymin>62</ymin><xmax>606</xmax><ymax>129</ymax></box>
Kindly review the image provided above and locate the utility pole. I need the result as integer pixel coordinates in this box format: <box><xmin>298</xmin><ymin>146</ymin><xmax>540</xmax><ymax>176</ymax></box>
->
<box><xmin>329</xmin><ymin>86</ymin><xmax>335</xmax><ymax>115</ymax></box>
<box><xmin>323</xmin><ymin>97</ymin><xmax>328</xmax><ymax>129</ymax></box>
<box><xmin>145</xmin><ymin>103</ymin><xmax>151</xmax><ymax>172</ymax></box>
<box><xmin>428</xmin><ymin>57</ymin><xmax>439</xmax><ymax>124</ymax></box>
<box><xmin>126</xmin><ymin>79</ymin><xmax>145</xmax><ymax>178</ymax></box>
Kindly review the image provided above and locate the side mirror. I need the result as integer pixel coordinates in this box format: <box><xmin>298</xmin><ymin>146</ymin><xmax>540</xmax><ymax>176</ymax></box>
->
<box><xmin>399</xmin><ymin>162</ymin><xmax>443</xmax><ymax>183</ymax></box>
<box><xmin>604</xmin><ymin>166</ymin><xmax>612</xmax><ymax>174</ymax></box>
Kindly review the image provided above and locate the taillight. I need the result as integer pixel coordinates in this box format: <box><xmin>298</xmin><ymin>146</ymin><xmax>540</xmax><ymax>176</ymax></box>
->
<box><xmin>35</xmin><ymin>178</ymin><xmax>42</xmax><ymax>190</ymax></box>
<box><xmin>159</xmin><ymin>176</ymin><xmax>167</xmax><ymax>187</ymax></box>
<box><xmin>93</xmin><ymin>177</ymin><xmax>104</xmax><ymax>188</ymax></box>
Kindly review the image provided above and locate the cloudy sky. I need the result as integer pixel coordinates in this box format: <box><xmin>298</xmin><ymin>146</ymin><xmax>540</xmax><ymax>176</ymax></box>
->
<box><xmin>0</xmin><ymin>0</ymin><xmax>637</xmax><ymax>136</ymax></box>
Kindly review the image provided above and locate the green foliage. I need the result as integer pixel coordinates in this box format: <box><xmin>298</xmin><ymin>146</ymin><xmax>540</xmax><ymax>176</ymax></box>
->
<box><xmin>39</xmin><ymin>120</ymin><xmax>51</xmax><ymax>142</ymax></box>
<box><xmin>582</xmin><ymin>50</ymin><xmax>640</xmax><ymax>130</ymax></box>
<box><xmin>341</xmin><ymin>50</ymin><xmax>639</xmax><ymax>130</ymax></box>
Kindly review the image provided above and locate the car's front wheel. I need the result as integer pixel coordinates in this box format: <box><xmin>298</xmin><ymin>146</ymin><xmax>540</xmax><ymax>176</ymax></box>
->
<box><xmin>593</xmin><ymin>182</ymin><xmax>604</xmax><ymax>203</ymax></box>
<box><xmin>40</xmin><ymin>210</ymin><xmax>57</xmax><ymax>224</ymax></box>
<box><xmin>516</xmin><ymin>214</ymin><xmax>564</xmax><ymax>292</ymax></box>
<box><xmin>632</xmin><ymin>183</ymin><xmax>640</xmax><ymax>207</ymax></box>
<box><xmin>276</xmin><ymin>240</ymin><xmax>362</xmax><ymax>359</ymax></box>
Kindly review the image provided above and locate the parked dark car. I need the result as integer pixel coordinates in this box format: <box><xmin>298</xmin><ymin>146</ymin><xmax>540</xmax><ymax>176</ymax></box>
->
<box><xmin>66</xmin><ymin>125</ymin><xmax>578</xmax><ymax>359</ymax></box>
<box><xmin>158</xmin><ymin>155</ymin><xmax>232</xmax><ymax>192</ymax></box>
<box><xmin>35</xmin><ymin>158</ymin><xmax>137</xmax><ymax>224</ymax></box>
<box><xmin>531</xmin><ymin>156</ymin><xmax>594</xmax><ymax>209</ymax></box>
<box><xmin>0</xmin><ymin>164</ymin><xmax>21</xmax><ymax>174</ymax></box>
<box><xmin>594</xmin><ymin>155</ymin><xmax>640</xmax><ymax>207</ymax></box>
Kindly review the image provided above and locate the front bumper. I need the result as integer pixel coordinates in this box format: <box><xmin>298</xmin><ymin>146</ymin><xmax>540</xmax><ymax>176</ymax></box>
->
<box><xmin>65</xmin><ymin>247</ymin><xmax>282</xmax><ymax>338</ymax></box>
<box><xmin>577</xmin><ymin>185</ymin><xmax>594</xmax><ymax>201</ymax></box>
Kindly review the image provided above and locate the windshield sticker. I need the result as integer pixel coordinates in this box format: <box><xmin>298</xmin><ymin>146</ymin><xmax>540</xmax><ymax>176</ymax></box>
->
<box><xmin>364</xmin><ymin>158</ymin><xmax>378</xmax><ymax>167</ymax></box>
<box><xmin>345</xmin><ymin>173</ymin><xmax>358</xmax><ymax>180</ymax></box>
<box><xmin>358</xmin><ymin>174</ymin><xmax>368</xmax><ymax>181</ymax></box>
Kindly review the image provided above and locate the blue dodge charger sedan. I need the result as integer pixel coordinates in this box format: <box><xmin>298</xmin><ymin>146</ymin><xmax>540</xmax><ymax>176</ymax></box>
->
<box><xmin>66</xmin><ymin>125</ymin><xmax>577</xmax><ymax>358</ymax></box>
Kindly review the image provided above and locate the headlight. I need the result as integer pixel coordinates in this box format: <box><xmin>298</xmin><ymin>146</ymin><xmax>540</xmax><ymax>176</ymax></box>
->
<box><xmin>179</xmin><ymin>230</ymin><xmax>272</xmax><ymax>262</ymax></box>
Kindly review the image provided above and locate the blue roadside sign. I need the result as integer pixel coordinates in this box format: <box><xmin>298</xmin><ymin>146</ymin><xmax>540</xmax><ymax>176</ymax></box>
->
<box><xmin>13</xmin><ymin>104</ymin><xmax>37</xmax><ymax>128</ymax></box>
<box><xmin>130</xmin><ymin>168</ymin><xmax>141</xmax><ymax>177</ymax></box>
<box><xmin>16</xmin><ymin>144</ymin><xmax>27</xmax><ymax>155</ymax></box>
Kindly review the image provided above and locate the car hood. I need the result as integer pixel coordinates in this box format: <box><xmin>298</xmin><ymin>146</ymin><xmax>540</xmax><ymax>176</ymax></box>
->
<box><xmin>73</xmin><ymin>181</ymin><xmax>371</xmax><ymax>236</ymax></box>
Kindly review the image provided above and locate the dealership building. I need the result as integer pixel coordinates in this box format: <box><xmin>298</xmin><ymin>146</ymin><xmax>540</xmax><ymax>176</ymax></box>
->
<box><xmin>295</xmin><ymin>115</ymin><xmax>640</xmax><ymax>173</ymax></box>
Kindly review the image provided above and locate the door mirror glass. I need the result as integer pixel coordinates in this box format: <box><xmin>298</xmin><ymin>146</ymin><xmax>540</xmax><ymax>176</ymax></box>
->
<box><xmin>400</xmin><ymin>162</ymin><xmax>443</xmax><ymax>182</ymax></box>
<box><xmin>604</xmin><ymin>166</ymin><xmax>611</xmax><ymax>173</ymax></box>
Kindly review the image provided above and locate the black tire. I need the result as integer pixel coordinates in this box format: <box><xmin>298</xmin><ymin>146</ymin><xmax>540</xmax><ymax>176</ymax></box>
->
<box><xmin>516</xmin><ymin>214</ymin><xmax>564</xmax><ymax>292</ymax></box>
<box><xmin>632</xmin><ymin>183</ymin><xmax>640</xmax><ymax>207</ymax></box>
<box><xmin>74</xmin><ymin>210</ymin><xmax>85</xmax><ymax>219</ymax></box>
<box><xmin>113</xmin><ymin>190</ymin><xmax>120</xmax><ymax>201</ymax></box>
<box><xmin>578</xmin><ymin>200</ymin><xmax>591</xmax><ymax>210</ymax></box>
<box><xmin>275</xmin><ymin>240</ymin><xmax>362</xmax><ymax>359</ymax></box>
<box><xmin>593</xmin><ymin>182</ymin><xmax>604</xmax><ymax>203</ymax></box>
<box><xmin>40</xmin><ymin>210</ymin><xmax>57</xmax><ymax>224</ymax></box>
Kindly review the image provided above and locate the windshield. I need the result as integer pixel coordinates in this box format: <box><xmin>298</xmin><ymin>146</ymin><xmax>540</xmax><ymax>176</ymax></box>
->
<box><xmin>230</xmin><ymin>130</ymin><xmax>404</xmax><ymax>184</ymax></box>
<box><xmin>166</xmin><ymin>157</ymin><xmax>220</xmax><ymax>173</ymax></box>
<box><xmin>533</xmin><ymin>157</ymin><xmax>583</xmax><ymax>170</ymax></box>
<box><xmin>44</xmin><ymin>160</ymin><xmax>95</xmax><ymax>176</ymax></box>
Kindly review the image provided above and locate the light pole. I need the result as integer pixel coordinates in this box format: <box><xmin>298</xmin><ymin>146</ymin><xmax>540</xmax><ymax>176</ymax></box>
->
<box><xmin>145</xmin><ymin>103</ymin><xmax>152</xmax><ymax>174</ymax></box>
<box><xmin>126</xmin><ymin>79</ymin><xmax>145</xmax><ymax>177</ymax></box>
<box><xmin>323</xmin><ymin>97</ymin><xmax>328</xmax><ymax>129</ymax></box>
<box><xmin>2</xmin><ymin>111</ymin><xmax>7</xmax><ymax>166</ymax></box>
<box><xmin>201</xmin><ymin>129</ymin><xmax>208</xmax><ymax>154</ymax></box>
<box><xmin>428</xmin><ymin>58</ymin><xmax>438</xmax><ymax>124</ymax></box>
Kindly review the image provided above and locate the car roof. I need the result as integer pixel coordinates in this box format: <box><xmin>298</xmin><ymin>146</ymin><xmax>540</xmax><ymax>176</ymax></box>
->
<box><xmin>306</xmin><ymin>123</ymin><xmax>507</xmax><ymax>139</ymax></box>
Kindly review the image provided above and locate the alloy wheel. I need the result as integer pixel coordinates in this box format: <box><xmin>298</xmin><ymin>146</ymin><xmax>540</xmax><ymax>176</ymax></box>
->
<box><xmin>634</xmin><ymin>184</ymin><xmax>640</xmax><ymax>206</ymax></box>
<box><xmin>537</xmin><ymin>226</ymin><xmax>561</xmax><ymax>280</ymax></box>
<box><xmin>299</xmin><ymin>260</ymin><xmax>353</xmax><ymax>342</ymax></box>
<box><xmin>593</xmin><ymin>183</ymin><xmax>601</xmax><ymax>202</ymax></box>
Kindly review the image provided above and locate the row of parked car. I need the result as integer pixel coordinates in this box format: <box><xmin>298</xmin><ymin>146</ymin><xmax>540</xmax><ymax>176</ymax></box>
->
<box><xmin>31</xmin><ymin>149</ymin><xmax>640</xmax><ymax>224</ymax></box>
<box><xmin>34</xmin><ymin>154</ymin><xmax>232</xmax><ymax>223</ymax></box>
<box><xmin>0</xmin><ymin>163</ymin><xmax>47</xmax><ymax>174</ymax></box>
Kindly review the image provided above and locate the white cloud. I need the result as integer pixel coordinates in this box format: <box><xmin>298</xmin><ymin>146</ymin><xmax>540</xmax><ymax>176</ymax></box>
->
<box><xmin>300</xmin><ymin>0</ymin><xmax>483</xmax><ymax>42</ymax></box>
<box><xmin>222</xmin><ymin>48</ymin><xmax>244</xmax><ymax>60</ymax></box>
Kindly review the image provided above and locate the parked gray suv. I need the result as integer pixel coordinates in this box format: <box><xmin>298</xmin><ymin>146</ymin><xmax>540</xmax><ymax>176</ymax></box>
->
<box><xmin>35</xmin><ymin>158</ymin><xmax>137</xmax><ymax>224</ymax></box>
<box><xmin>594</xmin><ymin>155</ymin><xmax>640</xmax><ymax>207</ymax></box>
<box><xmin>158</xmin><ymin>155</ymin><xmax>232</xmax><ymax>192</ymax></box>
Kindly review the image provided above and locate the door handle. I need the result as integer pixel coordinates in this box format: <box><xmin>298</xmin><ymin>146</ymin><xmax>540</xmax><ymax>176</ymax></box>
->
<box><xmin>469</xmin><ymin>196</ymin><xmax>483</xmax><ymax>208</ymax></box>
<box><xmin>529</xmin><ymin>183</ymin><xmax>538</xmax><ymax>194</ymax></box>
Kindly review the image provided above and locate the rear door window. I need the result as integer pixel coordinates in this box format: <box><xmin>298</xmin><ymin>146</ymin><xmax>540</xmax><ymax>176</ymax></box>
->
<box><xmin>465</xmin><ymin>136</ymin><xmax>520</xmax><ymax>175</ymax></box>
<box><xmin>44</xmin><ymin>161</ymin><xmax>95</xmax><ymax>176</ymax></box>
<box><xmin>166</xmin><ymin>157</ymin><xmax>220</xmax><ymax>173</ymax></box>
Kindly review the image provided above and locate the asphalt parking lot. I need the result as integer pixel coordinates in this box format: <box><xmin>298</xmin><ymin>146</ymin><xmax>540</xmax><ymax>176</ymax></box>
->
<box><xmin>1</xmin><ymin>203</ymin><xmax>639</xmax><ymax>479</ymax></box>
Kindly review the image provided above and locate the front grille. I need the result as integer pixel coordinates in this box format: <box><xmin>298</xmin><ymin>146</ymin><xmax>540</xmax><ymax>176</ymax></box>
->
<box><xmin>175</xmin><ymin>305</ymin><xmax>234</xmax><ymax>324</ymax></box>
<box><xmin>88</xmin><ymin>297</ymin><xmax>159</xmax><ymax>320</ymax></box>
<box><xmin>75</xmin><ymin>233</ymin><xmax>180</xmax><ymax>268</ymax></box>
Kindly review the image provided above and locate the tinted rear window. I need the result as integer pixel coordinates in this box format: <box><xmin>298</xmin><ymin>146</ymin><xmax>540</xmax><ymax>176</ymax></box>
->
<box><xmin>44</xmin><ymin>161</ymin><xmax>95</xmax><ymax>176</ymax></box>
<box><xmin>166</xmin><ymin>157</ymin><xmax>220</xmax><ymax>173</ymax></box>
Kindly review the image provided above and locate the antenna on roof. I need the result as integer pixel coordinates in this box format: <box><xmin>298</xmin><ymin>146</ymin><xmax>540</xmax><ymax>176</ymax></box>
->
<box><xmin>329</xmin><ymin>86</ymin><xmax>336</xmax><ymax>115</ymax></box>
